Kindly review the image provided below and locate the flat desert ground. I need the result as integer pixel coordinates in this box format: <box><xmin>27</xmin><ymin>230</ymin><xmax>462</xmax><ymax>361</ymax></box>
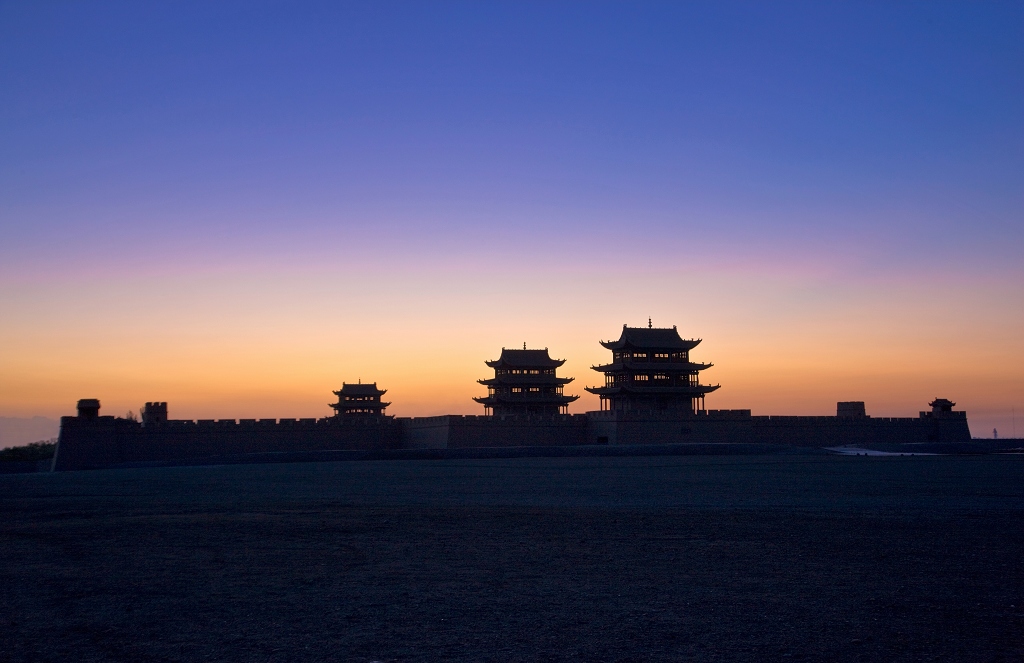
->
<box><xmin>2</xmin><ymin>453</ymin><xmax>1023</xmax><ymax>662</ymax></box>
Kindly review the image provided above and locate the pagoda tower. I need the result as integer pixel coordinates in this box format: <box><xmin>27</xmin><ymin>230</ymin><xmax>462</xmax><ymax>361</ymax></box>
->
<box><xmin>330</xmin><ymin>382</ymin><xmax>391</xmax><ymax>419</ymax></box>
<box><xmin>474</xmin><ymin>346</ymin><xmax>578</xmax><ymax>416</ymax></box>
<box><xmin>586</xmin><ymin>323</ymin><xmax>719</xmax><ymax>414</ymax></box>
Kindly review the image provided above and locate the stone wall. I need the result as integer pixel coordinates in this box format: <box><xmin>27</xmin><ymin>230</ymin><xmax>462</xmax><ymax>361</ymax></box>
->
<box><xmin>400</xmin><ymin>415</ymin><xmax>589</xmax><ymax>449</ymax></box>
<box><xmin>53</xmin><ymin>407</ymin><xmax>973</xmax><ymax>471</ymax></box>
<box><xmin>53</xmin><ymin>416</ymin><xmax>401</xmax><ymax>471</ymax></box>
<box><xmin>583</xmin><ymin>409</ymin><xmax>971</xmax><ymax>447</ymax></box>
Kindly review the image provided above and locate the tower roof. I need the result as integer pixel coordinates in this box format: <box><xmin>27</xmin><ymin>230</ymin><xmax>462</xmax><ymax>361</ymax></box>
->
<box><xmin>600</xmin><ymin>325</ymin><xmax>701</xmax><ymax>351</ymax></box>
<box><xmin>485</xmin><ymin>348</ymin><xmax>565</xmax><ymax>369</ymax></box>
<box><xmin>585</xmin><ymin>383</ymin><xmax>720</xmax><ymax>397</ymax></box>
<box><xmin>333</xmin><ymin>382</ymin><xmax>387</xmax><ymax>396</ymax></box>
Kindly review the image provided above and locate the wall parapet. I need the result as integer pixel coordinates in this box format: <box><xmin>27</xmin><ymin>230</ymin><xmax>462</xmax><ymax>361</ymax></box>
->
<box><xmin>52</xmin><ymin>399</ymin><xmax>973</xmax><ymax>470</ymax></box>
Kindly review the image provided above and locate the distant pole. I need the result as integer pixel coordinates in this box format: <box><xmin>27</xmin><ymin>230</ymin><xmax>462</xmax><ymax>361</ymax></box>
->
<box><xmin>1014</xmin><ymin>407</ymin><xmax>1017</xmax><ymax>439</ymax></box>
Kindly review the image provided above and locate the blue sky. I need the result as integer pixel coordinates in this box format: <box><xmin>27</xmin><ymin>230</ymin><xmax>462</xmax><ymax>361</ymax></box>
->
<box><xmin>4</xmin><ymin>2</ymin><xmax>1021</xmax><ymax>261</ymax></box>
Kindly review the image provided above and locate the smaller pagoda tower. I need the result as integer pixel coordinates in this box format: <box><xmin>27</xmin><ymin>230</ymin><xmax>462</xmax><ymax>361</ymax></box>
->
<box><xmin>330</xmin><ymin>382</ymin><xmax>391</xmax><ymax>419</ymax></box>
<box><xmin>475</xmin><ymin>346</ymin><xmax>578</xmax><ymax>416</ymax></box>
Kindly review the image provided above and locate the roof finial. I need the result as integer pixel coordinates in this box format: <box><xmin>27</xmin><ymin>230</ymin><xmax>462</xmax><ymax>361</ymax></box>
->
<box><xmin>648</xmin><ymin>317</ymin><xmax>652</xmax><ymax>328</ymax></box>
<box><xmin>524</xmin><ymin>342</ymin><xmax>527</xmax><ymax>350</ymax></box>
<box><xmin>358</xmin><ymin>378</ymin><xmax>361</xmax><ymax>384</ymax></box>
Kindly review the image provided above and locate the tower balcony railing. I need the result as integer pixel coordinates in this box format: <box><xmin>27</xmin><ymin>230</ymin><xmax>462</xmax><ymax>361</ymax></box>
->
<box><xmin>482</xmin><ymin>392</ymin><xmax>576</xmax><ymax>400</ymax></box>
<box><xmin>602</xmin><ymin>380</ymin><xmax>701</xmax><ymax>387</ymax></box>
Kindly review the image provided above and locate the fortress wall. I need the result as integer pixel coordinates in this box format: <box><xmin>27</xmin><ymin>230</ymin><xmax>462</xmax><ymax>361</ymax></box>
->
<box><xmin>53</xmin><ymin>407</ymin><xmax>974</xmax><ymax>471</ymax></box>
<box><xmin>585</xmin><ymin>411</ymin><xmax>757</xmax><ymax>446</ymax></box>
<box><xmin>749</xmin><ymin>412</ymin><xmax>972</xmax><ymax>446</ymax></box>
<box><xmin>445</xmin><ymin>415</ymin><xmax>589</xmax><ymax>449</ymax></box>
<box><xmin>399</xmin><ymin>416</ymin><xmax>453</xmax><ymax>449</ymax></box>
<box><xmin>622</xmin><ymin>418</ymin><xmax>755</xmax><ymax>446</ymax></box>
<box><xmin>399</xmin><ymin>415</ymin><xmax>590</xmax><ymax>449</ymax></box>
<box><xmin>586</xmin><ymin>413</ymin><xmax>618</xmax><ymax>445</ymax></box>
<box><xmin>54</xmin><ymin>417</ymin><xmax>401</xmax><ymax>471</ymax></box>
<box><xmin>53</xmin><ymin>417</ymin><xmax>128</xmax><ymax>471</ymax></box>
<box><xmin>400</xmin><ymin>415</ymin><xmax>589</xmax><ymax>449</ymax></box>
<box><xmin>581</xmin><ymin>410</ymin><xmax>972</xmax><ymax>447</ymax></box>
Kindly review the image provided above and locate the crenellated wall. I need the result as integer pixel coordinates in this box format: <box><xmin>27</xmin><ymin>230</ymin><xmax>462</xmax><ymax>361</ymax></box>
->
<box><xmin>53</xmin><ymin>416</ymin><xmax>401</xmax><ymax>471</ymax></box>
<box><xmin>585</xmin><ymin>409</ymin><xmax>971</xmax><ymax>447</ymax></box>
<box><xmin>53</xmin><ymin>405</ymin><xmax>973</xmax><ymax>471</ymax></box>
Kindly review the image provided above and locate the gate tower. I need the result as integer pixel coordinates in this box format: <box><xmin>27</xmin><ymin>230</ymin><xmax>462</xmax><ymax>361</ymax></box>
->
<box><xmin>586</xmin><ymin>323</ymin><xmax>719</xmax><ymax>414</ymax></box>
<box><xmin>475</xmin><ymin>346</ymin><xmax>578</xmax><ymax>416</ymax></box>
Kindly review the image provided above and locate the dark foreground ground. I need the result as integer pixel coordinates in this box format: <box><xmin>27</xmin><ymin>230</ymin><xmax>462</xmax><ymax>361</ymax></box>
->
<box><xmin>2</xmin><ymin>453</ymin><xmax>1023</xmax><ymax>662</ymax></box>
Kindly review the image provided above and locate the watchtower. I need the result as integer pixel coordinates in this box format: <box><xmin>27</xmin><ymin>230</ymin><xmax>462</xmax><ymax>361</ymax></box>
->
<box><xmin>330</xmin><ymin>382</ymin><xmax>391</xmax><ymax>419</ymax></box>
<box><xmin>586</xmin><ymin>323</ymin><xmax>719</xmax><ymax>414</ymax></box>
<box><xmin>142</xmin><ymin>402</ymin><xmax>168</xmax><ymax>426</ymax></box>
<box><xmin>475</xmin><ymin>346</ymin><xmax>578</xmax><ymax>416</ymax></box>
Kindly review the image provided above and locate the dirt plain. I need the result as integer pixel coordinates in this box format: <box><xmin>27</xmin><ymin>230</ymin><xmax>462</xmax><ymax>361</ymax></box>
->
<box><xmin>2</xmin><ymin>453</ymin><xmax>1023</xmax><ymax>662</ymax></box>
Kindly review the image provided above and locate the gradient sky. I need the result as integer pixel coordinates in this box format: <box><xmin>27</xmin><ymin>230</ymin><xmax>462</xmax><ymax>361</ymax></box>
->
<box><xmin>1</xmin><ymin>1</ymin><xmax>1022</xmax><ymax>438</ymax></box>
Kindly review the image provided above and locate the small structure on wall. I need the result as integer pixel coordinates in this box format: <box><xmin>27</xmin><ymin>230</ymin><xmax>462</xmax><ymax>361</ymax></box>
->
<box><xmin>76</xmin><ymin>399</ymin><xmax>101</xmax><ymax>420</ymax></box>
<box><xmin>141</xmin><ymin>402</ymin><xmax>168</xmax><ymax>426</ymax></box>
<box><xmin>586</xmin><ymin>322</ymin><xmax>720</xmax><ymax>414</ymax></box>
<box><xmin>474</xmin><ymin>346</ymin><xmax>578</xmax><ymax>416</ymax></box>
<box><xmin>330</xmin><ymin>382</ymin><xmax>391</xmax><ymax>419</ymax></box>
<box><xmin>837</xmin><ymin>401</ymin><xmax>866</xmax><ymax>418</ymax></box>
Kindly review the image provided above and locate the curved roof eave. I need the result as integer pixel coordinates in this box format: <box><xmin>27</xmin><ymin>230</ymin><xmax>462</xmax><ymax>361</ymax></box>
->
<box><xmin>600</xmin><ymin>326</ymin><xmax>702</xmax><ymax>351</ymax></box>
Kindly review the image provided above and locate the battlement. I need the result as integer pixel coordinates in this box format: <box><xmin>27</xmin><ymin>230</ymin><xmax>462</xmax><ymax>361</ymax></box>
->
<box><xmin>702</xmin><ymin>409</ymin><xmax>752</xmax><ymax>420</ymax></box>
<box><xmin>145</xmin><ymin>416</ymin><xmax>397</xmax><ymax>430</ymax></box>
<box><xmin>52</xmin><ymin>396</ymin><xmax>973</xmax><ymax>470</ymax></box>
<box><xmin>920</xmin><ymin>410</ymin><xmax>968</xmax><ymax>420</ymax></box>
<box><xmin>142</xmin><ymin>402</ymin><xmax>168</xmax><ymax>425</ymax></box>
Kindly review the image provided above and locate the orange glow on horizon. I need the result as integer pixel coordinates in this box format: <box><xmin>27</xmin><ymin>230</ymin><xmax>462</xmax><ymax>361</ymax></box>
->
<box><xmin>1</xmin><ymin>266</ymin><xmax>1021</xmax><ymax>440</ymax></box>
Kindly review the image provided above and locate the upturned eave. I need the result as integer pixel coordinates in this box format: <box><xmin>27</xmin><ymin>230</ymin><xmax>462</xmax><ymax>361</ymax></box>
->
<box><xmin>590</xmin><ymin>361</ymin><xmax>713</xmax><ymax>373</ymax></box>
<box><xmin>584</xmin><ymin>384</ymin><xmax>720</xmax><ymax>396</ymax></box>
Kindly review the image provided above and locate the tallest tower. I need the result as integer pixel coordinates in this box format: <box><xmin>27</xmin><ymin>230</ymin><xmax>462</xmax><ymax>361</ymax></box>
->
<box><xmin>586</xmin><ymin>324</ymin><xmax>719</xmax><ymax>414</ymax></box>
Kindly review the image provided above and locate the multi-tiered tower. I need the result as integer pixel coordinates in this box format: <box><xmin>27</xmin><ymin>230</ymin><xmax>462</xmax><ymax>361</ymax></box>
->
<box><xmin>330</xmin><ymin>382</ymin><xmax>391</xmax><ymax>419</ymax></box>
<box><xmin>586</xmin><ymin>323</ymin><xmax>719</xmax><ymax>414</ymax></box>
<box><xmin>474</xmin><ymin>347</ymin><xmax>578</xmax><ymax>416</ymax></box>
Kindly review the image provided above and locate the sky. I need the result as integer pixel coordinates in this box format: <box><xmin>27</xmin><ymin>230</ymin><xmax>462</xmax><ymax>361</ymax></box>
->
<box><xmin>1</xmin><ymin>1</ymin><xmax>1022</xmax><ymax>439</ymax></box>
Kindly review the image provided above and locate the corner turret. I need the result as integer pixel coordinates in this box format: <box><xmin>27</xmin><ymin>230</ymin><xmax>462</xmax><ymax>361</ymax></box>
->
<box><xmin>142</xmin><ymin>402</ymin><xmax>168</xmax><ymax>426</ymax></box>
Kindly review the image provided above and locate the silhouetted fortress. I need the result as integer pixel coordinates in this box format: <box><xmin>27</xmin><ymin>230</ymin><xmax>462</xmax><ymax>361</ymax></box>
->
<box><xmin>53</xmin><ymin>324</ymin><xmax>972</xmax><ymax>471</ymax></box>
